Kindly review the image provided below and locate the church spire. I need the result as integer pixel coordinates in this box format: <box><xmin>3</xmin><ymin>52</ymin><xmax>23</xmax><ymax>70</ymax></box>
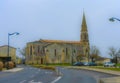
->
<box><xmin>81</xmin><ymin>12</ymin><xmax>87</xmax><ymax>31</ymax></box>
<box><xmin>80</xmin><ymin>12</ymin><xmax>89</xmax><ymax>42</ymax></box>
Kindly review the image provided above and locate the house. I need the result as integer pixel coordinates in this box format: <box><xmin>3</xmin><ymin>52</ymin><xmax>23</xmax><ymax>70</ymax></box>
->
<box><xmin>0</xmin><ymin>45</ymin><xmax>16</xmax><ymax>62</ymax></box>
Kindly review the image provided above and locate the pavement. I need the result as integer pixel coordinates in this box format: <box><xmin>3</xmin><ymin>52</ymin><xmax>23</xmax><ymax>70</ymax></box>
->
<box><xmin>65</xmin><ymin>66</ymin><xmax>120</xmax><ymax>76</ymax></box>
<box><xmin>65</xmin><ymin>66</ymin><xmax>120</xmax><ymax>83</ymax></box>
<box><xmin>3</xmin><ymin>68</ymin><xmax>24</xmax><ymax>72</ymax></box>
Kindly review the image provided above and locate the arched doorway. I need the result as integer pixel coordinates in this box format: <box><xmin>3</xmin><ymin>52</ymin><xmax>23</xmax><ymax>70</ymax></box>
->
<box><xmin>41</xmin><ymin>58</ymin><xmax>43</xmax><ymax>64</ymax></box>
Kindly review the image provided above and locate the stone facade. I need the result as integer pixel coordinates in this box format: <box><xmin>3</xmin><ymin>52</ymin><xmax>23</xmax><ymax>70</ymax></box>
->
<box><xmin>26</xmin><ymin>13</ymin><xmax>90</xmax><ymax>64</ymax></box>
<box><xmin>0</xmin><ymin>45</ymin><xmax>16</xmax><ymax>62</ymax></box>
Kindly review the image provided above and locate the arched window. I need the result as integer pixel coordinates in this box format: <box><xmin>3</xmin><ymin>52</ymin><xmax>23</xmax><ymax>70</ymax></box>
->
<box><xmin>74</xmin><ymin>50</ymin><xmax>76</xmax><ymax>53</ymax></box>
<box><xmin>38</xmin><ymin>46</ymin><xmax>40</xmax><ymax>53</ymax></box>
<box><xmin>54</xmin><ymin>49</ymin><xmax>56</xmax><ymax>57</ymax></box>
<box><xmin>66</xmin><ymin>48</ymin><xmax>68</xmax><ymax>56</ymax></box>
<box><xmin>30</xmin><ymin>46</ymin><xmax>32</xmax><ymax>55</ymax></box>
<box><xmin>46</xmin><ymin>49</ymin><xmax>49</xmax><ymax>52</ymax></box>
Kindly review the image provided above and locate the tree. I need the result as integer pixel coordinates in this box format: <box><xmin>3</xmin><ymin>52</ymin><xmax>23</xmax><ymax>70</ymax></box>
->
<box><xmin>90</xmin><ymin>46</ymin><xmax>100</xmax><ymax>62</ymax></box>
<box><xmin>76</xmin><ymin>54</ymin><xmax>84</xmax><ymax>62</ymax></box>
<box><xmin>108</xmin><ymin>47</ymin><xmax>120</xmax><ymax>64</ymax></box>
<box><xmin>18</xmin><ymin>47</ymin><xmax>26</xmax><ymax>58</ymax></box>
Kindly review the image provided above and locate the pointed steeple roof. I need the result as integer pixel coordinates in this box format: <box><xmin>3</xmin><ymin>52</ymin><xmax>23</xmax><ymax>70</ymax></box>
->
<box><xmin>81</xmin><ymin>12</ymin><xmax>87</xmax><ymax>31</ymax></box>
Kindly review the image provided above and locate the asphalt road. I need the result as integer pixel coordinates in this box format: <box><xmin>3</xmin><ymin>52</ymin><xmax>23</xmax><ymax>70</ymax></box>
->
<box><xmin>0</xmin><ymin>66</ymin><xmax>118</xmax><ymax>83</ymax></box>
<box><xmin>0</xmin><ymin>65</ymin><xmax>58</xmax><ymax>83</ymax></box>
<box><xmin>56</xmin><ymin>67</ymin><xmax>119</xmax><ymax>83</ymax></box>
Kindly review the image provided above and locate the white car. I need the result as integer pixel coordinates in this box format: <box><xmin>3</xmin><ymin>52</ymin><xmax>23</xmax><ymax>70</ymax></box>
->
<box><xmin>104</xmin><ymin>62</ymin><xmax>115</xmax><ymax>67</ymax></box>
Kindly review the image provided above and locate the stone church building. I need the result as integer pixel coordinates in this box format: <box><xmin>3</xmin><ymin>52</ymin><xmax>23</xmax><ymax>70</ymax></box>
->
<box><xmin>26</xmin><ymin>13</ymin><xmax>90</xmax><ymax>64</ymax></box>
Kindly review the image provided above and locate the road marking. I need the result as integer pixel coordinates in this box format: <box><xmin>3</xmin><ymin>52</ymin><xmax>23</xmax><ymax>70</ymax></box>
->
<box><xmin>19</xmin><ymin>80</ymin><xmax>26</xmax><ymax>83</ymax></box>
<box><xmin>29</xmin><ymin>80</ymin><xmax>34</xmax><ymax>82</ymax></box>
<box><xmin>51</xmin><ymin>76</ymin><xmax>62</xmax><ymax>83</ymax></box>
<box><xmin>29</xmin><ymin>80</ymin><xmax>43</xmax><ymax>83</ymax></box>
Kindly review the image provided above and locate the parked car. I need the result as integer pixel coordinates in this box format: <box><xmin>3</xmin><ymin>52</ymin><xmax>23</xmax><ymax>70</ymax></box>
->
<box><xmin>73</xmin><ymin>62</ymin><xmax>84</xmax><ymax>66</ymax></box>
<box><xmin>83</xmin><ymin>62</ymin><xmax>97</xmax><ymax>66</ymax></box>
<box><xmin>83</xmin><ymin>62</ymin><xmax>89</xmax><ymax>66</ymax></box>
<box><xmin>89</xmin><ymin>62</ymin><xmax>97</xmax><ymax>66</ymax></box>
<box><xmin>104</xmin><ymin>62</ymin><xmax>115</xmax><ymax>67</ymax></box>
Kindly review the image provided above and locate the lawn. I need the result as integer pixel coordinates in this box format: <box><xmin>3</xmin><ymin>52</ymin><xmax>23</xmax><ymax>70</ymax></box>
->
<box><xmin>116</xmin><ymin>63</ymin><xmax>120</xmax><ymax>66</ymax></box>
<box><xmin>46</xmin><ymin>63</ymin><xmax>71</xmax><ymax>66</ymax></box>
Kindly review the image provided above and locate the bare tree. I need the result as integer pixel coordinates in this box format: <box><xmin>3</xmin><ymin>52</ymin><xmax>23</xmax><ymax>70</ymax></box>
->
<box><xmin>108</xmin><ymin>47</ymin><xmax>120</xmax><ymax>64</ymax></box>
<box><xmin>108</xmin><ymin>47</ymin><xmax>116</xmax><ymax>58</ymax></box>
<box><xmin>90</xmin><ymin>46</ymin><xmax>100</xmax><ymax>62</ymax></box>
<box><xmin>19</xmin><ymin>47</ymin><xmax>26</xmax><ymax>58</ymax></box>
<box><xmin>76</xmin><ymin>54</ymin><xmax>84</xmax><ymax>62</ymax></box>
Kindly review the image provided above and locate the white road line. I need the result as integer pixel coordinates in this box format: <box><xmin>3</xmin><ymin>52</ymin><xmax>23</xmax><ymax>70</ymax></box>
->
<box><xmin>29</xmin><ymin>80</ymin><xmax>43</xmax><ymax>83</ymax></box>
<box><xmin>51</xmin><ymin>76</ymin><xmax>62</xmax><ymax>83</ymax></box>
<box><xmin>29</xmin><ymin>80</ymin><xmax>34</xmax><ymax>83</ymax></box>
<box><xmin>19</xmin><ymin>80</ymin><xmax>26</xmax><ymax>83</ymax></box>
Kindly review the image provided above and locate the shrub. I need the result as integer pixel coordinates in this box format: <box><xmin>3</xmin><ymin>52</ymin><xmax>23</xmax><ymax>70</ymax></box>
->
<box><xmin>116</xmin><ymin>63</ymin><xmax>120</xmax><ymax>66</ymax></box>
<box><xmin>9</xmin><ymin>61</ymin><xmax>14</xmax><ymax>69</ymax></box>
<box><xmin>97</xmin><ymin>63</ymin><xmax>103</xmax><ymax>66</ymax></box>
<box><xmin>5</xmin><ymin>61</ymin><xmax>14</xmax><ymax>69</ymax></box>
<box><xmin>0</xmin><ymin>61</ymin><xmax>3</xmax><ymax>71</ymax></box>
<box><xmin>13</xmin><ymin>62</ymin><xmax>16</xmax><ymax>67</ymax></box>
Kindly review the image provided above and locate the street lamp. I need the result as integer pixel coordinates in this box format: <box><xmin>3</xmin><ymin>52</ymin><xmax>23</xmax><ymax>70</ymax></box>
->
<box><xmin>109</xmin><ymin>17</ymin><xmax>120</xmax><ymax>22</ymax></box>
<box><xmin>109</xmin><ymin>17</ymin><xmax>120</xmax><ymax>64</ymax></box>
<box><xmin>7</xmin><ymin>32</ymin><xmax>19</xmax><ymax>61</ymax></box>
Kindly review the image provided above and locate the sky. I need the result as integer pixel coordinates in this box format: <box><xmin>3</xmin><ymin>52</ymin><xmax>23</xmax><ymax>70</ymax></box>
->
<box><xmin>0</xmin><ymin>0</ymin><xmax>120</xmax><ymax>57</ymax></box>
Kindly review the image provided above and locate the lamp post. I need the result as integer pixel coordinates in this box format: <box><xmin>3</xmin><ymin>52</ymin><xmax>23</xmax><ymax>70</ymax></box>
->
<box><xmin>109</xmin><ymin>17</ymin><xmax>120</xmax><ymax>22</ymax></box>
<box><xmin>109</xmin><ymin>17</ymin><xmax>120</xmax><ymax>64</ymax></box>
<box><xmin>7</xmin><ymin>32</ymin><xmax>19</xmax><ymax>61</ymax></box>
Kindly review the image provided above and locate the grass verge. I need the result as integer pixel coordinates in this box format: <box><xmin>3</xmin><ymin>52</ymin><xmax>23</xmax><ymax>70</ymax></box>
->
<box><xmin>46</xmin><ymin>63</ymin><xmax>71</xmax><ymax>66</ymax></box>
<box><xmin>89</xmin><ymin>66</ymin><xmax>120</xmax><ymax>71</ymax></box>
<box><xmin>116</xmin><ymin>64</ymin><xmax>120</xmax><ymax>67</ymax></box>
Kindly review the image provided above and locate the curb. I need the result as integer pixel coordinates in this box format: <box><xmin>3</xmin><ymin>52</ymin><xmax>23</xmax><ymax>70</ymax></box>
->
<box><xmin>3</xmin><ymin>68</ymin><xmax>24</xmax><ymax>72</ymax></box>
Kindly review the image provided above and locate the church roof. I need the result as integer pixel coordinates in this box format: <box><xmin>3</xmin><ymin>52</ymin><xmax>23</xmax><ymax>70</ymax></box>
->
<box><xmin>38</xmin><ymin>39</ymin><xmax>82</xmax><ymax>44</ymax></box>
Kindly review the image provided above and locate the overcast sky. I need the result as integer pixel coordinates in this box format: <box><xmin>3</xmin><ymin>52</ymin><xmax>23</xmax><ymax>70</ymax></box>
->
<box><xmin>0</xmin><ymin>0</ymin><xmax>120</xmax><ymax>57</ymax></box>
